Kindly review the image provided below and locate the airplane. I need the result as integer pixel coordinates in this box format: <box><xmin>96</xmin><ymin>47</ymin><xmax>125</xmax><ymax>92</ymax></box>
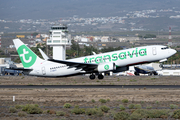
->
<box><xmin>134</xmin><ymin>65</ymin><xmax>158</xmax><ymax>76</ymax></box>
<box><xmin>13</xmin><ymin>39</ymin><xmax>177</xmax><ymax>79</ymax></box>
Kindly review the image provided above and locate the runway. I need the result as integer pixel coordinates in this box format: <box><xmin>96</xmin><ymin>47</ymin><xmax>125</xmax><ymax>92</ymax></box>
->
<box><xmin>0</xmin><ymin>85</ymin><xmax>180</xmax><ymax>89</ymax></box>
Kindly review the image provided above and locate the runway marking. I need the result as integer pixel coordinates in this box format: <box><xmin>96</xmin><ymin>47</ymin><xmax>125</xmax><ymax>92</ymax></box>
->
<box><xmin>0</xmin><ymin>85</ymin><xmax>180</xmax><ymax>89</ymax></box>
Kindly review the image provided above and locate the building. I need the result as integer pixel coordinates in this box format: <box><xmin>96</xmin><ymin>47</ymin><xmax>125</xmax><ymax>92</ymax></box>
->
<box><xmin>101</xmin><ymin>36</ymin><xmax>109</xmax><ymax>42</ymax></box>
<box><xmin>46</xmin><ymin>25</ymin><xmax>71</xmax><ymax>60</ymax></box>
<box><xmin>16</xmin><ymin>35</ymin><xmax>25</xmax><ymax>38</ymax></box>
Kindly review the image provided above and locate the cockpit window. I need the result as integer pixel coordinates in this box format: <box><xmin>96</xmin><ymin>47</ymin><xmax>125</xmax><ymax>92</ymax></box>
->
<box><xmin>161</xmin><ymin>47</ymin><xmax>169</xmax><ymax>50</ymax></box>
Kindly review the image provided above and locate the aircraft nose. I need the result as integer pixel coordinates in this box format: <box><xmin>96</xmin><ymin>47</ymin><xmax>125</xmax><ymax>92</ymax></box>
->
<box><xmin>171</xmin><ymin>49</ymin><xmax>177</xmax><ymax>55</ymax></box>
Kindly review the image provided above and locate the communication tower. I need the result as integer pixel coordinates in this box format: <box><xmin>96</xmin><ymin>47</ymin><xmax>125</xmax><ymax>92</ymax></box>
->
<box><xmin>168</xmin><ymin>27</ymin><xmax>172</xmax><ymax>46</ymax></box>
<box><xmin>47</xmin><ymin>25</ymin><xmax>71</xmax><ymax>60</ymax></box>
<box><xmin>0</xmin><ymin>35</ymin><xmax>1</xmax><ymax>48</ymax></box>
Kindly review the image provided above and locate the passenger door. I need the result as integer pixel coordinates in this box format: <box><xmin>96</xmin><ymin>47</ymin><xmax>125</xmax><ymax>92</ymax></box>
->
<box><xmin>152</xmin><ymin>47</ymin><xmax>157</xmax><ymax>55</ymax></box>
<box><xmin>42</xmin><ymin>67</ymin><xmax>46</xmax><ymax>75</ymax></box>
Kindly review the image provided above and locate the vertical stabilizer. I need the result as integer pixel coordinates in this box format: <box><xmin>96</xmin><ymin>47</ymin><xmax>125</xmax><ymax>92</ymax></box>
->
<box><xmin>13</xmin><ymin>39</ymin><xmax>44</xmax><ymax>68</ymax></box>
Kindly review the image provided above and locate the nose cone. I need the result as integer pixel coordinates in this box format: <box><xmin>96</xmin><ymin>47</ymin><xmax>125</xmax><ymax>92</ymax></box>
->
<box><xmin>171</xmin><ymin>49</ymin><xmax>177</xmax><ymax>55</ymax></box>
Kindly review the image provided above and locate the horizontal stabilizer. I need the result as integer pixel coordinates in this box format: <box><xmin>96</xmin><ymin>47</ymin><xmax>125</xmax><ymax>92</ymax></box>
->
<box><xmin>7</xmin><ymin>67</ymin><xmax>33</xmax><ymax>71</ymax></box>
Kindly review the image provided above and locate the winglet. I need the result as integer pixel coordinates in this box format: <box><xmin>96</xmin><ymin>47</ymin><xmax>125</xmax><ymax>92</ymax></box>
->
<box><xmin>38</xmin><ymin>48</ymin><xmax>49</xmax><ymax>60</ymax></box>
<box><xmin>92</xmin><ymin>51</ymin><xmax>96</xmax><ymax>55</ymax></box>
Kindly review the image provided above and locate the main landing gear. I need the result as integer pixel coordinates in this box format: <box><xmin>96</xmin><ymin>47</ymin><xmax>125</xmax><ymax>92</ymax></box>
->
<box><xmin>89</xmin><ymin>74</ymin><xmax>96</xmax><ymax>80</ymax></box>
<box><xmin>89</xmin><ymin>73</ymin><xmax>104</xmax><ymax>80</ymax></box>
<box><xmin>134</xmin><ymin>71</ymin><xmax>140</xmax><ymax>76</ymax></box>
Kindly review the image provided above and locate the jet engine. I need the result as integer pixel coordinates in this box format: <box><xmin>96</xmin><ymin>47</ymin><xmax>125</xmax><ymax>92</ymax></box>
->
<box><xmin>113</xmin><ymin>66</ymin><xmax>129</xmax><ymax>73</ymax></box>
<box><xmin>97</xmin><ymin>62</ymin><xmax>116</xmax><ymax>72</ymax></box>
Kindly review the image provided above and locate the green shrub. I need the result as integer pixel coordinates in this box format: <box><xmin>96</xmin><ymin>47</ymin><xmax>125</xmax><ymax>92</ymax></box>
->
<box><xmin>128</xmin><ymin>104</ymin><xmax>134</xmax><ymax>109</ymax></box>
<box><xmin>95</xmin><ymin>108</ymin><xmax>103</xmax><ymax>117</ymax></box>
<box><xmin>130</xmin><ymin>109</ymin><xmax>169</xmax><ymax>119</ymax></box>
<box><xmin>107</xmin><ymin>99</ymin><xmax>110</xmax><ymax>102</ymax></box>
<box><xmin>85</xmin><ymin>108</ymin><xmax>97</xmax><ymax>116</ymax></box>
<box><xmin>15</xmin><ymin>104</ymin><xmax>23</xmax><ymax>109</ymax></box>
<box><xmin>99</xmin><ymin>105</ymin><xmax>110</xmax><ymax>113</ymax></box>
<box><xmin>119</xmin><ymin>105</ymin><xmax>126</xmax><ymax>111</ymax></box>
<box><xmin>170</xmin><ymin>104</ymin><xmax>178</xmax><ymax>109</ymax></box>
<box><xmin>113</xmin><ymin>111</ymin><xmax>129</xmax><ymax>120</ymax></box>
<box><xmin>146</xmin><ymin>106</ymin><xmax>152</xmax><ymax>109</ymax></box>
<box><xmin>173</xmin><ymin>109</ymin><xmax>180</xmax><ymax>119</ymax></box>
<box><xmin>22</xmin><ymin>104</ymin><xmax>43</xmax><ymax>114</ymax></box>
<box><xmin>99</xmin><ymin>99</ymin><xmax>107</xmax><ymax>103</ymax></box>
<box><xmin>48</xmin><ymin>110</ymin><xmax>56</xmax><ymax>114</ymax></box>
<box><xmin>47</xmin><ymin>110</ymin><xmax>50</xmax><ymax>113</ymax></box>
<box><xmin>63</xmin><ymin>103</ymin><xmax>72</xmax><ymax>108</ymax></box>
<box><xmin>155</xmin><ymin>101</ymin><xmax>159</xmax><ymax>104</ymax></box>
<box><xmin>71</xmin><ymin>107</ymin><xmax>85</xmax><ymax>114</ymax></box>
<box><xmin>85</xmin><ymin>108</ymin><xmax>103</xmax><ymax>117</ymax></box>
<box><xmin>18</xmin><ymin>112</ymin><xmax>26</xmax><ymax>117</ymax></box>
<box><xmin>74</xmin><ymin>105</ymin><xmax>79</xmax><ymax>108</ymax></box>
<box><xmin>34</xmin><ymin>104</ymin><xmax>39</xmax><ymax>107</ymax></box>
<box><xmin>121</xmin><ymin>99</ymin><xmax>128</xmax><ymax>103</ymax></box>
<box><xmin>129</xmin><ymin>112</ymin><xmax>142</xmax><ymax>120</ymax></box>
<box><xmin>91</xmin><ymin>99</ymin><xmax>95</xmax><ymax>103</ymax></box>
<box><xmin>148</xmin><ymin>109</ymin><xmax>169</xmax><ymax>118</ymax></box>
<box><xmin>56</xmin><ymin>111</ymin><xmax>65</xmax><ymax>116</ymax></box>
<box><xmin>134</xmin><ymin>104</ymin><xmax>142</xmax><ymax>109</ymax></box>
<box><xmin>9</xmin><ymin>107</ymin><xmax>17</xmax><ymax>113</ymax></box>
<box><xmin>131</xmin><ymin>109</ymin><xmax>148</xmax><ymax>119</ymax></box>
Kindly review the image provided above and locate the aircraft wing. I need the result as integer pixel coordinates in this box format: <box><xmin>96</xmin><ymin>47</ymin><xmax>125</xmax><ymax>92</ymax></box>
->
<box><xmin>48</xmin><ymin>59</ymin><xmax>98</xmax><ymax>71</ymax></box>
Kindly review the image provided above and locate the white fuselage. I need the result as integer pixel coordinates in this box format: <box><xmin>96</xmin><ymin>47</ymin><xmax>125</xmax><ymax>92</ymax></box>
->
<box><xmin>28</xmin><ymin>45</ymin><xmax>176</xmax><ymax>77</ymax></box>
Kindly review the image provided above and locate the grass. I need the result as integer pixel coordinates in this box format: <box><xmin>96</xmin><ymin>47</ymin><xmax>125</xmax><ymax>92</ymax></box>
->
<box><xmin>130</xmin><ymin>79</ymin><xmax>137</xmax><ymax>82</ymax></box>
<box><xmin>18</xmin><ymin>112</ymin><xmax>27</xmax><ymax>117</ymax></box>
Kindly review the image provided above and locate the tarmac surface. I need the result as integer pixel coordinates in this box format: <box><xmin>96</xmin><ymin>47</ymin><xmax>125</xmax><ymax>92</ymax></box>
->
<box><xmin>0</xmin><ymin>85</ymin><xmax>180</xmax><ymax>89</ymax></box>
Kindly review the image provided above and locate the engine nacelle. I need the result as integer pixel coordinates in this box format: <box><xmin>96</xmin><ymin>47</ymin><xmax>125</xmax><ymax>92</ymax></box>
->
<box><xmin>113</xmin><ymin>66</ymin><xmax>129</xmax><ymax>73</ymax></box>
<box><xmin>97</xmin><ymin>62</ymin><xmax>116</xmax><ymax>72</ymax></box>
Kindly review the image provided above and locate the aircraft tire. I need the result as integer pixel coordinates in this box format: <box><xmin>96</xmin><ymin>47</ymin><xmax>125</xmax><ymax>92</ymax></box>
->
<box><xmin>98</xmin><ymin>74</ymin><xmax>104</xmax><ymax>79</ymax></box>
<box><xmin>89</xmin><ymin>74</ymin><xmax>96</xmax><ymax>80</ymax></box>
<box><xmin>134</xmin><ymin>72</ymin><xmax>139</xmax><ymax>76</ymax></box>
<box><xmin>148</xmin><ymin>73</ymin><xmax>152</xmax><ymax>76</ymax></box>
<box><xmin>154</xmin><ymin>72</ymin><xmax>158</xmax><ymax>75</ymax></box>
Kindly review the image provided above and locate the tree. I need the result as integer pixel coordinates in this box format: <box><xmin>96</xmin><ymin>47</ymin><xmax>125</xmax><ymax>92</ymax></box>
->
<box><xmin>32</xmin><ymin>32</ymin><xmax>39</xmax><ymax>36</ymax></box>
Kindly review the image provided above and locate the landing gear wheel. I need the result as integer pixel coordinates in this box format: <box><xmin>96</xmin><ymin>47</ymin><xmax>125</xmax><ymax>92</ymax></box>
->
<box><xmin>98</xmin><ymin>74</ymin><xmax>104</xmax><ymax>79</ymax></box>
<box><xmin>134</xmin><ymin>72</ymin><xmax>139</xmax><ymax>76</ymax></box>
<box><xmin>153</xmin><ymin>71</ymin><xmax>158</xmax><ymax>75</ymax></box>
<box><xmin>89</xmin><ymin>74</ymin><xmax>96</xmax><ymax>80</ymax></box>
<box><xmin>148</xmin><ymin>73</ymin><xmax>152</xmax><ymax>76</ymax></box>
